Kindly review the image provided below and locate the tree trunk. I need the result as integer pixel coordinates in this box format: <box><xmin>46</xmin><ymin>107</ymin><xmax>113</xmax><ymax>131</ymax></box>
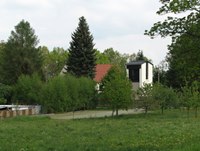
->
<box><xmin>116</xmin><ymin>109</ymin><xmax>118</xmax><ymax>116</ymax></box>
<box><xmin>112</xmin><ymin>109</ymin><xmax>115</xmax><ymax>117</ymax></box>
<box><xmin>145</xmin><ymin>106</ymin><xmax>148</xmax><ymax>114</ymax></box>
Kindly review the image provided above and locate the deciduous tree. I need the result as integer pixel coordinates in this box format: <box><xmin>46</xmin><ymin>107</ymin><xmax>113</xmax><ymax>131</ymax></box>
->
<box><xmin>101</xmin><ymin>66</ymin><xmax>132</xmax><ymax>116</ymax></box>
<box><xmin>1</xmin><ymin>20</ymin><xmax>43</xmax><ymax>85</ymax></box>
<box><xmin>145</xmin><ymin>0</ymin><xmax>200</xmax><ymax>40</ymax></box>
<box><xmin>145</xmin><ymin>0</ymin><xmax>200</xmax><ymax>89</ymax></box>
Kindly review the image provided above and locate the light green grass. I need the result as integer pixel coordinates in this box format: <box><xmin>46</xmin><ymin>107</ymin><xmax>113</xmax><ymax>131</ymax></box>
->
<box><xmin>0</xmin><ymin>110</ymin><xmax>200</xmax><ymax>151</ymax></box>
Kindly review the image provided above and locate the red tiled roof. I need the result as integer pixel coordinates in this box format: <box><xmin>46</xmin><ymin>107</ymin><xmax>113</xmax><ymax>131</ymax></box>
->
<box><xmin>94</xmin><ymin>64</ymin><xmax>112</xmax><ymax>83</ymax></box>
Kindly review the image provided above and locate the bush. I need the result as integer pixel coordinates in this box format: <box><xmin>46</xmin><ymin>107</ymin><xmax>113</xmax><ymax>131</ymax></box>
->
<box><xmin>41</xmin><ymin>74</ymin><xmax>96</xmax><ymax>113</ymax></box>
<box><xmin>41</xmin><ymin>75</ymin><xmax>70</xmax><ymax>113</ymax></box>
<box><xmin>136</xmin><ymin>83</ymin><xmax>155</xmax><ymax>114</ymax></box>
<box><xmin>0</xmin><ymin>83</ymin><xmax>12</xmax><ymax>104</ymax></box>
<box><xmin>152</xmin><ymin>83</ymin><xmax>178</xmax><ymax>114</ymax></box>
<box><xmin>79</xmin><ymin>77</ymin><xmax>96</xmax><ymax>109</ymax></box>
<box><xmin>13</xmin><ymin>74</ymin><xmax>43</xmax><ymax>105</ymax></box>
<box><xmin>179</xmin><ymin>81</ymin><xmax>200</xmax><ymax>117</ymax></box>
<box><xmin>13</xmin><ymin>73</ymin><xmax>96</xmax><ymax>113</ymax></box>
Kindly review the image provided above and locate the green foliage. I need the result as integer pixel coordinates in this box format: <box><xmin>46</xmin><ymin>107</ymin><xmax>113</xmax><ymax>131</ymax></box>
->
<box><xmin>41</xmin><ymin>75</ymin><xmax>70</xmax><ymax>113</ymax></box>
<box><xmin>0</xmin><ymin>41</ymin><xmax>5</xmax><ymax>83</ymax></box>
<box><xmin>41</xmin><ymin>75</ymin><xmax>95</xmax><ymax>113</ymax></box>
<box><xmin>78</xmin><ymin>77</ymin><xmax>96</xmax><ymax>109</ymax></box>
<box><xmin>103</xmin><ymin>48</ymin><xmax>129</xmax><ymax>72</ymax></box>
<box><xmin>101</xmin><ymin>66</ymin><xmax>132</xmax><ymax>116</ymax></box>
<box><xmin>179</xmin><ymin>81</ymin><xmax>200</xmax><ymax>117</ymax></box>
<box><xmin>136</xmin><ymin>83</ymin><xmax>155</xmax><ymax>114</ymax></box>
<box><xmin>13</xmin><ymin>74</ymin><xmax>43</xmax><ymax>105</ymax></box>
<box><xmin>146</xmin><ymin>0</ymin><xmax>200</xmax><ymax>89</ymax></box>
<box><xmin>152</xmin><ymin>83</ymin><xmax>178</xmax><ymax>114</ymax></box>
<box><xmin>67</xmin><ymin>16</ymin><xmax>96</xmax><ymax>78</ymax></box>
<box><xmin>135</xmin><ymin>50</ymin><xmax>149</xmax><ymax>61</ymax></box>
<box><xmin>95</xmin><ymin>49</ymin><xmax>110</xmax><ymax>64</ymax></box>
<box><xmin>1</xmin><ymin>20</ymin><xmax>43</xmax><ymax>85</ymax></box>
<box><xmin>40</xmin><ymin>46</ymin><xmax>68</xmax><ymax>80</ymax></box>
<box><xmin>0</xmin><ymin>83</ymin><xmax>12</xmax><ymax>104</ymax></box>
<box><xmin>145</xmin><ymin>0</ymin><xmax>200</xmax><ymax>39</ymax></box>
<box><xmin>166</xmin><ymin>25</ymin><xmax>200</xmax><ymax>88</ymax></box>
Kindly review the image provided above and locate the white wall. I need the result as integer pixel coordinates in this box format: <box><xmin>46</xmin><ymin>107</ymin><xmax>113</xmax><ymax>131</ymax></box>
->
<box><xmin>140</xmin><ymin>63</ymin><xmax>153</xmax><ymax>87</ymax></box>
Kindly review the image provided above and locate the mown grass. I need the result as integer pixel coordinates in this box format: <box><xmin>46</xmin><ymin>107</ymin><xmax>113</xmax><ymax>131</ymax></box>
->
<box><xmin>0</xmin><ymin>110</ymin><xmax>200</xmax><ymax>151</ymax></box>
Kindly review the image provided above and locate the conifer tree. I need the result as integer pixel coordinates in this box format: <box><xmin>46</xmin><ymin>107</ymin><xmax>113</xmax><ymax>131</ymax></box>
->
<box><xmin>67</xmin><ymin>16</ymin><xmax>96</xmax><ymax>78</ymax></box>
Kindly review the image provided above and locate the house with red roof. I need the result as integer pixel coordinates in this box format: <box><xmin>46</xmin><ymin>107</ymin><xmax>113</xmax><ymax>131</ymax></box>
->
<box><xmin>93</xmin><ymin>64</ymin><xmax>112</xmax><ymax>91</ymax></box>
<box><xmin>61</xmin><ymin>64</ymin><xmax>112</xmax><ymax>84</ymax></box>
<box><xmin>94</xmin><ymin>64</ymin><xmax>112</xmax><ymax>83</ymax></box>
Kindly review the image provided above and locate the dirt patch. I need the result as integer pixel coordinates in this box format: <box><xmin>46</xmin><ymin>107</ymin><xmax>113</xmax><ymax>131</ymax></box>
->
<box><xmin>49</xmin><ymin>109</ymin><xmax>144</xmax><ymax>120</ymax></box>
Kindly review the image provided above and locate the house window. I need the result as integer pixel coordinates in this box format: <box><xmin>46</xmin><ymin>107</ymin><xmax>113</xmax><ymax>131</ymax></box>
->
<box><xmin>146</xmin><ymin>62</ymin><xmax>148</xmax><ymax>79</ymax></box>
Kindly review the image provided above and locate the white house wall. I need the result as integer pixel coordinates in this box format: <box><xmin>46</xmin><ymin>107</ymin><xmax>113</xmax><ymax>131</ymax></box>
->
<box><xmin>140</xmin><ymin>63</ymin><xmax>153</xmax><ymax>87</ymax></box>
<box><xmin>149</xmin><ymin>64</ymin><xmax>153</xmax><ymax>84</ymax></box>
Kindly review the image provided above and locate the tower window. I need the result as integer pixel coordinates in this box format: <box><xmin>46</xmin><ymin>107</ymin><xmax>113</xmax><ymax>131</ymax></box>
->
<box><xmin>146</xmin><ymin>62</ymin><xmax>148</xmax><ymax>79</ymax></box>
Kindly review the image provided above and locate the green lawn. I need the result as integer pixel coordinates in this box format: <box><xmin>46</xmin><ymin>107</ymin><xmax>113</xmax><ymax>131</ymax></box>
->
<box><xmin>0</xmin><ymin>110</ymin><xmax>200</xmax><ymax>151</ymax></box>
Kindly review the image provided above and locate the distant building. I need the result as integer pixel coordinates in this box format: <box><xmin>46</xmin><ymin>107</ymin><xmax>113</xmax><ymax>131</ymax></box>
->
<box><xmin>94</xmin><ymin>64</ymin><xmax>112</xmax><ymax>83</ymax></box>
<box><xmin>126</xmin><ymin>61</ymin><xmax>153</xmax><ymax>90</ymax></box>
<box><xmin>94</xmin><ymin>64</ymin><xmax>112</xmax><ymax>91</ymax></box>
<box><xmin>60</xmin><ymin>64</ymin><xmax>112</xmax><ymax>91</ymax></box>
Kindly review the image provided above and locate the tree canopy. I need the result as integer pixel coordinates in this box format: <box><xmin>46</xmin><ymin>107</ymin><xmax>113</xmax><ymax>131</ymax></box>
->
<box><xmin>40</xmin><ymin>46</ymin><xmax>68</xmax><ymax>80</ymax></box>
<box><xmin>145</xmin><ymin>0</ymin><xmax>200</xmax><ymax>40</ymax></box>
<box><xmin>146</xmin><ymin>0</ymin><xmax>200</xmax><ymax>89</ymax></box>
<box><xmin>101</xmin><ymin>66</ymin><xmax>132</xmax><ymax>116</ymax></box>
<box><xmin>1</xmin><ymin>20</ymin><xmax>43</xmax><ymax>85</ymax></box>
<box><xmin>166</xmin><ymin>26</ymin><xmax>200</xmax><ymax>88</ymax></box>
<box><xmin>67</xmin><ymin>16</ymin><xmax>96</xmax><ymax>79</ymax></box>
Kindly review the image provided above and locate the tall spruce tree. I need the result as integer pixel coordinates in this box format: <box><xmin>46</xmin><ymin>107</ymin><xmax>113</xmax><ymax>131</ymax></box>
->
<box><xmin>67</xmin><ymin>16</ymin><xmax>96</xmax><ymax>78</ymax></box>
<box><xmin>1</xmin><ymin>20</ymin><xmax>43</xmax><ymax>85</ymax></box>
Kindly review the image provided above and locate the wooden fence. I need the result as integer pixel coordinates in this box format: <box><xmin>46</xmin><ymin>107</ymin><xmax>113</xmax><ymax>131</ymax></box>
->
<box><xmin>0</xmin><ymin>108</ymin><xmax>37</xmax><ymax>119</ymax></box>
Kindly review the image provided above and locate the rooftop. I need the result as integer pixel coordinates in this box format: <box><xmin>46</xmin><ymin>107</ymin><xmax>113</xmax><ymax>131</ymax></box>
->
<box><xmin>126</xmin><ymin>60</ymin><xmax>153</xmax><ymax>66</ymax></box>
<box><xmin>94</xmin><ymin>64</ymin><xmax>112</xmax><ymax>83</ymax></box>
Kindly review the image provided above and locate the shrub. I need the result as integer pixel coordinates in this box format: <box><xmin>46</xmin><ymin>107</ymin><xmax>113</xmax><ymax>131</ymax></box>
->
<box><xmin>78</xmin><ymin>77</ymin><xmax>96</xmax><ymax>109</ymax></box>
<box><xmin>41</xmin><ymin>74</ymin><xmax>96</xmax><ymax>113</ymax></box>
<box><xmin>0</xmin><ymin>83</ymin><xmax>12</xmax><ymax>104</ymax></box>
<box><xmin>136</xmin><ymin>83</ymin><xmax>155</xmax><ymax>114</ymax></box>
<box><xmin>179</xmin><ymin>81</ymin><xmax>200</xmax><ymax>117</ymax></box>
<box><xmin>41</xmin><ymin>75</ymin><xmax>69</xmax><ymax>113</ymax></box>
<box><xmin>13</xmin><ymin>74</ymin><xmax>43</xmax><ymax>105</ymax></box>
<box><xmin>13</xmin><ymin>73</ymin><xmax>96</xmax><ymax>113</ymax></box>
<box><xmin>152</xmin><ymin>83</ymin><xmax>178</xmax><ymax>114</ymax></box>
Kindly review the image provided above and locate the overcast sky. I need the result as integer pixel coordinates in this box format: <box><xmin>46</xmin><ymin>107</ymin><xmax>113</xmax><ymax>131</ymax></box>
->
<box><xmin>0</xmin><ymin>0</ymin><xmax>172</xmax><ymax>65</ymax></box>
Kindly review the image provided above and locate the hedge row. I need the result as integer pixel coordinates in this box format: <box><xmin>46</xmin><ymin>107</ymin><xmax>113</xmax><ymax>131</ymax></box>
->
<box><xmin>13</xmin><ymin>74</ymin><xmax>96</xmax><ymax>113</ymax></box>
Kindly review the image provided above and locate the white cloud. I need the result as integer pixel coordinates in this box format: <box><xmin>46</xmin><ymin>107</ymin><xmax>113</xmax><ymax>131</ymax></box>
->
<box><xmin>0</xmin><ymin>0</ymin><xmax>171</xmax><ymax>65</ymax></box>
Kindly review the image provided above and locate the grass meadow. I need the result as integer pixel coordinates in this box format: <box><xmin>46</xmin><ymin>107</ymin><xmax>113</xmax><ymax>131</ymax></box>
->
<box><xmin>0</xmin><ymin>110</ymin><xmax>200</xmax><ymax>151</ymax></box>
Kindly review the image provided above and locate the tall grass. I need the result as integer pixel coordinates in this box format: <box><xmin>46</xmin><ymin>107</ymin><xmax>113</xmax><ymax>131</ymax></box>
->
<box><xmin>0</xmin><ymin>110</ymin><xmax>200</xmax><ymax>151</ymax></box>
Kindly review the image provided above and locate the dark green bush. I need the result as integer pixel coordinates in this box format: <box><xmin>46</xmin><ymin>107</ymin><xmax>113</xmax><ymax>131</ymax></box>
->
<box><xmin>0</xmin><ymin>83</ymin><xmax>12</xmax><ymax>104</ymax></box>
<box><xmin>13</xmin><ymin>74</ymin><xmax>43</xmax><ymax>105</ymax></box>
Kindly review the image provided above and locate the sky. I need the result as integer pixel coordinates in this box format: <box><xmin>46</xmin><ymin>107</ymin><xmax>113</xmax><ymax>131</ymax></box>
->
<box><xmin>0</xmin><ymin>0</ymin><xmax>172</xmax><ymax>65</ymax></box>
